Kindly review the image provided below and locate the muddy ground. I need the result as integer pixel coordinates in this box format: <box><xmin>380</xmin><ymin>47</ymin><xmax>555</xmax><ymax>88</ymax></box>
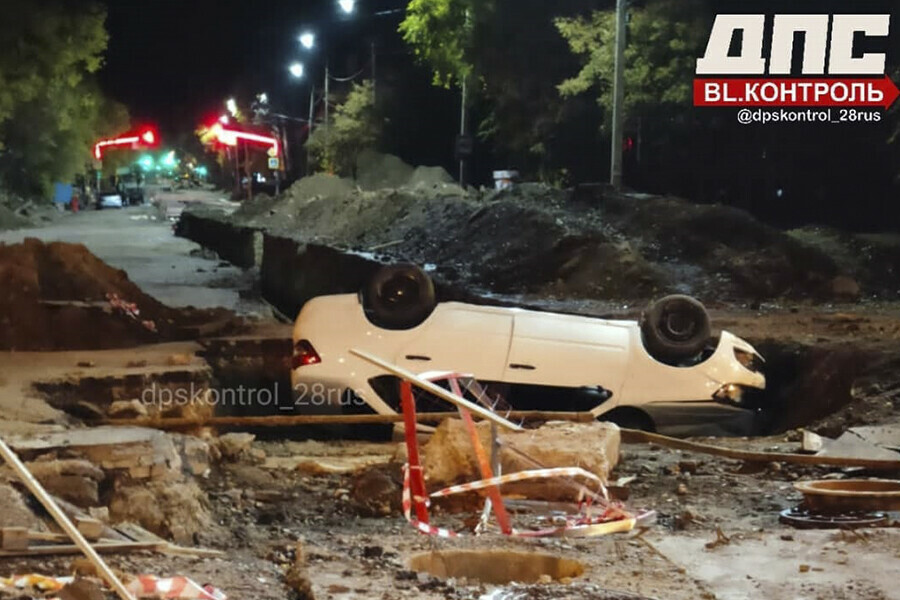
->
<box><xmin>1</xmin><ymin>176</ymin><xmax>899</xmax><ymax>599</ymax></box>
<box><xmin>1</xmin><ymin>433</ymin><xmax>899</xmax><ymax>600</ymax></box>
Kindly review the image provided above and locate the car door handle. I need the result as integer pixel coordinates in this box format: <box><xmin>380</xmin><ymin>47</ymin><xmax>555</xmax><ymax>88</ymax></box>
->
<box><xmin>509</xmin><ymin>363</ymin><xmax>536</xmax><ymax>371</ymax></box>
<box><xmin>405</xmin><ymin>355</ymin><xmax>432</xmax><ymax>362</ymax></box>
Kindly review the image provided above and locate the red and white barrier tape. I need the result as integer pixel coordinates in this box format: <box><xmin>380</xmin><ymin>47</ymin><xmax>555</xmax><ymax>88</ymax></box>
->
<box><xmin>128</xmin><ymin>575</ymin><xmax>226</xmax><ymax>600</ymax></box>
<box><xmin>402</xmin><ymin>465</ymin><xmax>458</xmax><ymax>538</ymax></box>
<box><xmin>402</xmin><ymin>464</ymin><xmax>635</xmax><ymax>538</ymax></box>
<box><xmin>430</xmin><ymin>467</ymin><xmax>607</xmax><ymax>499</ymax></box>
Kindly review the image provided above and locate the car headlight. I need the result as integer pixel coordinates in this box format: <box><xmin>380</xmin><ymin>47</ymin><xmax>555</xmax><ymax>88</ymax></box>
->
<box><xmin>734</xmin><ymin>348</ymin><xmax>763</xmax><ymax>373</ymax></box>
<box><xmin>713</xmin><ymin>383</ymin><xmax>745</xmax><ymax>406</ymax></box>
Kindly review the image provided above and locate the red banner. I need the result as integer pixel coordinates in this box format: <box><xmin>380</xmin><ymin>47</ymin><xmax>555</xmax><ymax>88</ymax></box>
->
<box><xmin>694</xmin><ymin>75</ymin><xmax>900</xmax><ymax>109</ymax></box>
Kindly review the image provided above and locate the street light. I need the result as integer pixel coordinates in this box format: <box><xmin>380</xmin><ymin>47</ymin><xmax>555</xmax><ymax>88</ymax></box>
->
<box><xmin>226</xmin><ymin>98</ymin><xmax>238</xmax><ymax>116</ymax></box>
<box><xmin>338</xmin><ymin>0</ymin><xmax>355</xmax><ymax>14</ymax></box>
<box><xmin>299</xmin><ymin>32</ymin><xmax>315</xmax><ymax>49</ymax></box>
<box><xmin>289</xmin><ymin>62</ymin><xmax>305</xmax><ymax>78</ymax></box>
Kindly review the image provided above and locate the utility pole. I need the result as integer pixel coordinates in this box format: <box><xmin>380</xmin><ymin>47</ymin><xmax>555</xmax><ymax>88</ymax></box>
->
<box><xmin>324</xmin><ymin>63</ymin><xmax>330</xmax><ymax>128</ymax></box>
<box><xmin>458</xmin><ymin>8</ymin><xmax>471</xmax><ymax>188</ymax></box>
<box><xmin>230</xmin><ymin>147</ymin><xmax>240</xmax><ymax>199</ymax></box>
<box><xmin>371</xmin><ymin>41</ymin><xmax>377</xmax><ymax>104</ymax></box>
<box><xmin>324</xmin><ymin>63</ymin><xmax>331</xmax><ymax>173</ymax></box>
<box><xmin>610</xmin><ymin>0</ymin><xmax>627</xmax><ymax>190</ymax></box>
<box><xmin>244</xmin><ymin>141</ymin><xmax>253</xmax><ymax>203</ymax></box>
<box><xmin>307</xmin><ymin>84</ymin><xmax>316</xmax><ymax>176</ymax></box>
<box><xmin>459</xmin><ymin>77</ymin><xmax>468</xmax><ymax>187</ymax></box>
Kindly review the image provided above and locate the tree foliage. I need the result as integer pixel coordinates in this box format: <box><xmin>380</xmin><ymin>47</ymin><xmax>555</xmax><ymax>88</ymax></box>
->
<box><xmin>307</xmin><ymin>81</ymin><xmax>381</xmax><ymax>177</ymax></box>
<box><xmin>555</xmin><ymin>0</ymin><xmax>707</xmax><ymax>123</ymax></box>
<box><xmin>399</xmin><ymin>0</ymin><xmax>481</xmax><ymax>88</ymax></box>
<box><xmin>0</xmin><ymin>1</ymin><xmax>127</xmax><ymax>197</ymax></box>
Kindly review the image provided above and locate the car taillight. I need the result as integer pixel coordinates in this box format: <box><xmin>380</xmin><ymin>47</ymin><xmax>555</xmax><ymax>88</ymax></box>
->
<box><xmin>291</xmin><ymin>340</ymin><xmax>321</xmax><ymax>370</ymax></box>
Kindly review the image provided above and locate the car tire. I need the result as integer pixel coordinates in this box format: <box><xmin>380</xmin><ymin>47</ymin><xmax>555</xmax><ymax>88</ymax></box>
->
<box><xmin>363</xmin><ymin>264</ymin><xmax>437</xmax><ymax>330</ymax></box>
<box><xmin>640</xmin><ymin>295</ymin><xmax>711</xmax><ymax>364</ymax></box>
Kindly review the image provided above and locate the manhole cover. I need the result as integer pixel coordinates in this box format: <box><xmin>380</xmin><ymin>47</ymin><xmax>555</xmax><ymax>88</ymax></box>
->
<box><xmin>779</xmin><ymin>507</ymin><xmax>889</xmax><ymax>529</ymax></box>
<box><xmin>409</xmin><ymin>550</ymin><xmax>585</xmax><ymax>585</ymax></box>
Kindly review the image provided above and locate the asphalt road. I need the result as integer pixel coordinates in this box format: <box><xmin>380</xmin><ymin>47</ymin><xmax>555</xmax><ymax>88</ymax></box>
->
<box><xmin>0</xmin><ymin>191</ymin><xmax>263</xmax><ymax>314</ymax></box>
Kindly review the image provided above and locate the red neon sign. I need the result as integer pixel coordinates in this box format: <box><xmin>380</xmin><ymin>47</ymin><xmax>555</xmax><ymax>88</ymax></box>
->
<box><xmin>209</xmin><ymin>123</ymin><xmax>280</xmax><ymax>157</ymax></box>
<box><xmin>94</xmin><ymin>127</ymin><xmax>159</xmax><ymax>160</ymax></box>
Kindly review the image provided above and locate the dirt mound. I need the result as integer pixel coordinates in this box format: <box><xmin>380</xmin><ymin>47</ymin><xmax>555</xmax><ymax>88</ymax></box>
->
<box><xmin>285</xmin><ymin>173</ymin><xmax>355</xmax><ymax>200</ymax></box>
<box><xmin>356</xmin><ymin>150</ymin><xmax>415</xmax><ymax>190</ymax></box>
<box><xmin>788</xmin><ymin>227</ymin><xmax>900</xmax><ymax>299</ymax></box>
<box><xmin>408</xmin><ymin>165</ymin><xmax>454</xmax><ymax>187</ymax></box>
<box><xmin>0</xmin><ymin>238</ymin><xmax>243</xmax><ymax>351</ymax></box>
<box><xmin>215</xmin><ymin>174</ymin><xmax>897</xmax><ymax>303</ymax></box>
<box><xmin>0</xmin><ymin>204</ymin><xmax>31</xmax><ymax>229</ymax></box>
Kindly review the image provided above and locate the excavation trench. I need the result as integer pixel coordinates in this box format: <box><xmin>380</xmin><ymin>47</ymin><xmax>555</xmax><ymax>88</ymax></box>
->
<box><xmin>29</xmin><ymin>329</ymin><xmax>874</xmax><ymax>439</ymax></box>
<box><xmin>192</xmin><ymin>336</ymin><xmax>871</xmax><ymax>439</ymax></box>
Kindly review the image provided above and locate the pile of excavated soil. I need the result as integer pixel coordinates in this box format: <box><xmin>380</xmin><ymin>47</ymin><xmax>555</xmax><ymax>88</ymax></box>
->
<box><xmin>220</xmin><ymin>175</ymin><xmax>900</xmax><ymax>302</ymax></box>
<box><xmin>0</xmin><ymin>204</ymin><xmax>31</xmax><ymax>230</ymax></box>
<box><xmin>0</xmin><ymin>192</ymin><xmax>58</xmax><ymax>231</ymax></box>
<box><xmin>0</xmin><ymin>238</ymin><xmax>244</xmax><ymax>351</ymax></box>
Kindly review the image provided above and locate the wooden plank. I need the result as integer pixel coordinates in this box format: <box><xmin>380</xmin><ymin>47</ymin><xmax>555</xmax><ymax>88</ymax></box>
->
<box><xmin>113</xmin><ymin>522</ymin><xmax>167</xmax><ymax>544</ymax></box>
<box><xmin>621</xmin><ymin>429</ymin><xmax>900</xmax><ymax>470</ymax></box>
<box><xmin>0</xmin><ymin>527</ymin><xmax>29</xmax><ymax>551</ymax></box>
<box><xmin>29</xmin><ymin>532</ymin><xmax>121</xmax><ymax>544</ymax></box>
<box><xmin>103</xmin><ymin>410</ymin><xmax>595</xmax><ymax>430</ymax></box>
<box><xmin>0</xmin><ymin>541</ymin><xmax>165</xmax><ymax>558</ymax></box>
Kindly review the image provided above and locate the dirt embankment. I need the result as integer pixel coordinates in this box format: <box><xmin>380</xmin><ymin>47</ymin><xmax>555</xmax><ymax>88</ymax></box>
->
<box><xmin>214</xmin><ymin>159</ymin><xmax>900</xmax><ymax>304</ymax></box>
<box><xmin>0</xmin><ymin>238</ymin><xmax>245</xmax><ymax>351</ymax></box>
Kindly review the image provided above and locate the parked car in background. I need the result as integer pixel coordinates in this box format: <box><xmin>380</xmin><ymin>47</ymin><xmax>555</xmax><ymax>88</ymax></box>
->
<box><xmin>291</xmin><ymin>265</ymin><xmax>767</xmax><ymax>436</ymax></box>
<box><xmin>96</xmin><ymin>191</ymin><xmax>124</xmax><ymax>209</ymax></box>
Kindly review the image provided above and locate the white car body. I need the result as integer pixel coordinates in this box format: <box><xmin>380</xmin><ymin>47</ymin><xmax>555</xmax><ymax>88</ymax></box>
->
<box><xmin>291</xmin><ymin>294</ymin><xmax>766</xmax><ymax>430</ymax></box>
<box><xmin>97</xmin><ymin>193</ymin><xmax>124</xmax><ymax>209</ymax></box>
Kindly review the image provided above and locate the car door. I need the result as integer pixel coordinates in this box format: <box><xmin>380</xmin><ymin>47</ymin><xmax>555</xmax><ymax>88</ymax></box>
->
<box><xmin>503</xmin><ymin>311</ymin><xmax>631</xmax><ymax>393</ymax></box>
<box><xmin>394</xmin><ymin>303</ymin><xmax>513</xmax><ymax>381</ymax></box>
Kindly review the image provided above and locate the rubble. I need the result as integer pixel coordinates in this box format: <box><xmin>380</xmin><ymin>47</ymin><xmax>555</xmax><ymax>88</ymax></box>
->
<box><xmin>214</xmin><ymin>433</ymin><xmax>255</xmax><ymax>462</ymax></box>
<box><xmin>4</xmin><ymin>428</ymin><xmax>213</xmax><ymax>543</ymax></box>
<box><xmin>420</xmin><ymin>419</ymin><xmax>620</xmax><ymax>500</ymax></box>
<box><xmin>23</xmin><ymin>459</ymin><xmax>105</xmax><ymax>507</ymax></box>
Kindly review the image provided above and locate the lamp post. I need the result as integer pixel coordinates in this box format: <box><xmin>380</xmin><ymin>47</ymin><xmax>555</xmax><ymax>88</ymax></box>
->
<box><xmin>289</xmin><ymin>61</ymin><xmax>317</xmax><ymax>176</ymax></box>
<box><xmin>610</xmin><ymin>0</ymin><xmax>627</xmax><ymax>190</ymax></box>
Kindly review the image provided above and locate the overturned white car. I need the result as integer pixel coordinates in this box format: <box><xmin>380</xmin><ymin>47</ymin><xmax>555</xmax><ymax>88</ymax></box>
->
<box><xmin>291</xmin><ymin>265</ymin><xmax>766</xmax><ymax>434</ymax></box>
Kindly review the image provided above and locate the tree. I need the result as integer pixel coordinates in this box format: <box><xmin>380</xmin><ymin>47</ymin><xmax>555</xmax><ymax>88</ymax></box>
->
<box><xmin>399</xmin><ymin>0</ymin><xmax>600</xmax><ymax>182</ymax></box>
<box><xmin>471</xmin><ymin>0</ymin><xmax>596</xmax><ymax>180</ymax></box>
<box><xmin>555</xmin><ymin>0</ymin><xmax>708</xmax><ymax>125</ymax></box>
<box><xmin>307</xmin><ymin>81</ymin><xmax>381</xmax><ymax>177</ymax></box>
<box><xmin>0</xmin><ymin>1</ymin><xmax>124</xmax><ymax>197</ymax></box>
<box><xmin>399</xmin><ymin>0</ymin><xmax>481</xmax><ymax>88</ymax></box>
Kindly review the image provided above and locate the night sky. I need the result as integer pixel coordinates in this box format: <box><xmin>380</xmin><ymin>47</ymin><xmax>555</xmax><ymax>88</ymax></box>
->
<box><xmin>100</xmin><ymin>0</ymin><xmax>416</xmax><ymax>134</ymax></box>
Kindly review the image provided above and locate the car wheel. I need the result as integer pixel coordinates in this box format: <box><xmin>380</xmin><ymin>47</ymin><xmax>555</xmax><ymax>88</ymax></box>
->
<box><xmin>363</xmin><ymin>264</ymin><xmax>437</xmax><ymax>330</ymax></box>
<box><xmin>604</xmin><ymin>408</ymin><xmax>655</xmax><ymax>432</ymax></box>
<box><xmin>640</xmin><ymin>295</ymin><xmax>711</xmax><ymax>364</ymax></box>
